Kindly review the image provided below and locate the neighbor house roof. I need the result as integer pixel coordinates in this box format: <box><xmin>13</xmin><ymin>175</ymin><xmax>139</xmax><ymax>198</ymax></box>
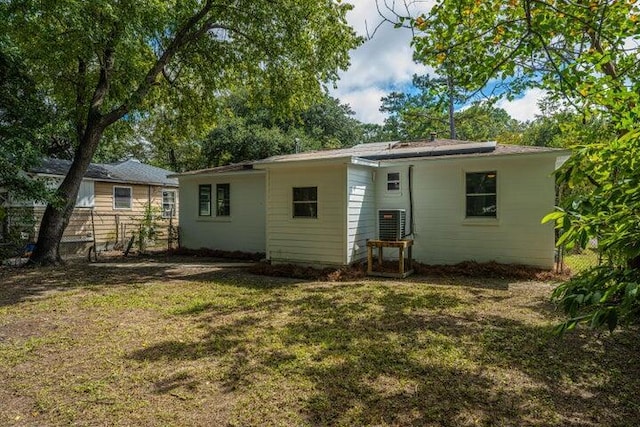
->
<box><xmin>31</xmin><ymin>158</ymin><xmax>178</xmax><ymax>187</ymax></box>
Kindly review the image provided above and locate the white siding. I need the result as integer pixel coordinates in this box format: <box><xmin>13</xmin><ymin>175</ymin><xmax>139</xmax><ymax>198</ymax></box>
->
<box><xmin>376</xmin><ymin>166</ymin><xmax>412</xmax><ymax>238</ymax></box>
<box><xmin>346</xmin><ymin>166</ymin><xmax>376</xmax><ymax>263</ymax></box>
<box><xmin>376</xmin><ymin>155</ymin><xmax>558</xmax><ymax>268</ymax></box>
<box><xmin>266</xmin><ymin>165</ymin><xmax>346</xmax><ymax>265</ymax></box>
<box><xmin>178</xmin><ymin>173</ymin><xmax>266</xmax><ymax>253</ymax></box>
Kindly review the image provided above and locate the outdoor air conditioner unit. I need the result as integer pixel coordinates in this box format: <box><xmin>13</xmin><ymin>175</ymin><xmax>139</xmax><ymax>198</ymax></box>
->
<box><xmin>378</xmin><ymin>209</ymin><xmax>406</xmax><ymax>241</ymax></box>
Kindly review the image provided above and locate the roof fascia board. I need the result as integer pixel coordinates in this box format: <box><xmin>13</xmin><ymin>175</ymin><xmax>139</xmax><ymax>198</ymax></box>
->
<box><xmin>379</xmin><ymin>149</ymin><xmax>571</xmax><ymax>167</ymax></box>
<box><xmin>32</xmin><ymin>173</ymin><xmax>103</xmax><ymax>182</ymax></box>
<box><xmin>350</xmin><ymin>157</ymin><xmax>379</xmax><ymax>167</ymax></box>
<box><xmin>253</xmin><ymin>157</ymin><xmax>351</xmax><ymax>169</ymax></box>
<box><xmin>173</xmin><ymin>169</ymin><xmax>266</xmax><ymax>179</ymax></box>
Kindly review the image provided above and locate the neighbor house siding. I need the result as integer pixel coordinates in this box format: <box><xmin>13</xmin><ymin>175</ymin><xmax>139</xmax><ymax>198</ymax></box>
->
<box><xmin>178</xmin><ymin>173</ymin><xmax>266</xmax><ymax>253</ymax></box>
<box><xmin>376</xmin><ymin>155</ymin><xmax>557</xmax><ymax>268</ymax></box>
<box><xmin>88</xmin><ymin>182</ymin><xmax>177</xmax><ymax>246</ymax></box>
<box><xmin>266</xmin><ymin>165</ymin><xmax>346</xmax><ymax>265</ymax></box>
<box><xmin>25</xmin><ymin>181</ymin><xmax>178</xmax><ymax>253</ymax></box>
<box><xmin>346</xmin><ymin>165</ymin><xmax>376</xmax><ymax>263</ymax></box>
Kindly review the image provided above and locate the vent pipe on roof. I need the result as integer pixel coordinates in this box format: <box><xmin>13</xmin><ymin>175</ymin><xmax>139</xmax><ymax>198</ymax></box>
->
<box><xmin>430</xmin><ymin>132</ymin><xmax>437</xmax><ymax>142</ymax></box>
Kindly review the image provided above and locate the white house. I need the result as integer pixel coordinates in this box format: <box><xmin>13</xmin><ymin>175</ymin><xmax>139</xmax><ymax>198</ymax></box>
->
<box><xmin>172</xmin><ymin>139</ymin><xmax>570</xmax><ymax>269</ymax></box>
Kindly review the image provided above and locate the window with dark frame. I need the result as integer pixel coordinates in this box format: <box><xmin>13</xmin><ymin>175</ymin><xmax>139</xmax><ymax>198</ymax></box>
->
<box><xmin>293</xmin><ymin>187</ymin><xmax>318</xmax><ymax>218</ymax></box>
<box><xmin>216</xmin><ymin>183</ymin><xmax>230</xmax><ymax>216</ymax></box>
<box><xmin>465</xmin><ymin>171</ymin><xmax>497</xmax><ymax>217</ymax></box>
<box><xmin>199</xmin><ymin>185</ymin><xmax>211</xmax><ymax>216</ymax></box>
<box><xmin>387</xmin><ymin>172</ymin><xmax>400</xmax><ymax>191</ymax></box>
<box><xmin>113</xmin><ymin>186</ymin><xmax>132</xmax><ymax>210</ymax></box>
<box><xmin>162</xmin><ymin>190</ymin><xmax>176</xmax><ymax>218</ymax></box>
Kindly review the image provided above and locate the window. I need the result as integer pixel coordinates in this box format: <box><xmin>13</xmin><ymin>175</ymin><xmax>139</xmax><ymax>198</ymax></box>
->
<box><xmin>199</xmin><ymin>185</ymin><xmax>211</xmax><ymax>216</ymax></box>
<box><xmin>76</xmin><ymin>180</ymin><xmax>95</xmax><ymax>208</ymax></box>
<box><xmin>113</xmin><ymin>186</ymin><xmax>132</xmax><ymax>210</ymax></box>
<box><xmin>216</xmin><ymin>183</ymin><xmax>230</xmax><ymax>216</ymax></box>
<box><xmin>293</xmin><ymin>187</ymin><xmax>317</xmax><ymax>218</ymax></box>
<box><xmin>162</xmin><ymin>190</ymin><xmax>176</xmax><ymax>218</ymax></box>
<box><xmin>387</xmin><ymin>172</ymin><xmax>400</xmax><ymax>191</ymax></box>
<box><xmin>466</xmin><ymin>171</ymin><xmax>497</xmax><ymax>217</ymax></box>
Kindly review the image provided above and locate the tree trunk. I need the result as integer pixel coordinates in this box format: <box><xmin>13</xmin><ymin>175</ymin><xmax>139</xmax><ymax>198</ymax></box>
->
<box><xmin>447</xmin><ymin>73</ymin><xmax>456</xmax><ymax>140</ymax></box>
<box><xmin>29</xmin><ymin>126</ymin><xmax>104</xmax><ymax>265</ymax></box>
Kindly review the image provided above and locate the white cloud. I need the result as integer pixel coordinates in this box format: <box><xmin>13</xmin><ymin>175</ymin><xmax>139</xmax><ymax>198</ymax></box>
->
<box><xmin>496</xmin><ymin>88</ymin><xmax>547</xmax><ymax>122</ymax></box>
<box><xmin>331</xmin><ymin>0</ymin><xmax>431</xmax><ymax>124</ymax></box>
<box><xmin>334</xmin><ymin>1</ymin><xmax>546</xmax><ymax>125</ymax></box>
<box><xmin>339</xmin><ymin>87</ymin><xmax>389</xmax><ymax>124</ymax></box>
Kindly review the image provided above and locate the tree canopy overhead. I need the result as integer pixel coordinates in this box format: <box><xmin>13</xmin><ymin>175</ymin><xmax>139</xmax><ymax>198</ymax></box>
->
<box><xmin>1</xmin><ymin>0</ymin><xmax>360</xmax><ymax>264</ymax></box>
<box><xmin>411</xmin><ymin>0</ymin><xmax>640</xmax><ymax>120</ymax></box>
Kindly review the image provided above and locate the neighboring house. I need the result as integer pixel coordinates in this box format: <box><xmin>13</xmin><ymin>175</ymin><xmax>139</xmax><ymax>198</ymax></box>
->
<box><xmin>1</xmin><ymin>159</ymin><xmax>178</xmax><ymax>254</ymax></box>
<box><xmin>173</xmin><ymin>139</ymin><xmax>570</xmax><ymax>269</ymax></box>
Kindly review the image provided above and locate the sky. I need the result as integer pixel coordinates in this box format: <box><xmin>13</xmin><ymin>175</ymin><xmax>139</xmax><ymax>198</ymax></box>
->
<box><xmin>330</xmin><ymin>0</ymin><xmax>545</xmax><ymax>125</ymax></box>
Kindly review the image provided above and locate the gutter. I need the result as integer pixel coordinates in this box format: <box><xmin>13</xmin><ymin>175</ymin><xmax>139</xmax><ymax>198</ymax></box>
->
<box><xmin>363</xmin><ymin>144</ymin><xmax>496</xmax><ymax>161</ymax></box>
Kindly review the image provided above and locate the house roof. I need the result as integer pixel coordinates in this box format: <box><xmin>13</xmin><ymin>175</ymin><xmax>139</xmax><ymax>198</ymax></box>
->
<box><xmin>170</xmin><ymin>139</ymin><xmax>569</xmax><ymax>177</ymax></box>
<box><xmin>31</xmin><ymin>158</ymin><xmax>178</xmax><ymax>187</ymax></box>
<box><xmin>168</xmin><ymin>161</ymin><xmax>257</xmax><ymax>178</ymax></box>
<box><xmin>254</xmin><ymin>139</ymin><xmax>568</xmax><ymax>165</ymax></box>
<box><xmin>105</xmin><ymin>159</ymin><xmax>178</xmax><ymax>186</ymax></box>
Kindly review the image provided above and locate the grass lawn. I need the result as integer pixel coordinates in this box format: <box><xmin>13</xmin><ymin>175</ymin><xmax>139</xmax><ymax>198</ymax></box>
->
<box><xmin>0</xmin><ymin>258</ymin><xmax>638</xmax><ymax>426</ymax></box>
<box><xmin>563</xmin><ymin>249</ymin><xmax>600</xmax><ymax>275</ymax></box>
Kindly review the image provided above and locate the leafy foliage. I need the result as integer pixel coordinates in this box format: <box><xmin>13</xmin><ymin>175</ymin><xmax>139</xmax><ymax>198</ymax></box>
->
<box><xmin>199</xmin><ymin>93</ymin><xmax>363</xmax><ymax>167</ymax></box>
<box><xmin>412</xmin><ymin>0</ymin><xmax>640</xmax><ymax>331</ymax></box>
<box><xmin>543</xmin><ymin>129</ymin><xmax>640</xmax><ymax>331</ymax></box>
<box><xmin>372</xmin><ymin>74</ymin><xmax>522</xmax><ymax>142</ymax></box>
<box><xmin>0</xmin><ymin>42</ymin><xmax>56</xmax><ymax>203</ymax></box>
<box><xmin>1</xmin><ymin>0</ymin><xmax>359</xmax><ymax>263</ymax></box>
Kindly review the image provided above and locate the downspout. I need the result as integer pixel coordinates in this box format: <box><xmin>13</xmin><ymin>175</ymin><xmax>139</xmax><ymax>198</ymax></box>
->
<box><xmin>407</xmin><ymin>165</ymin><xmax>415</xmax><ymax>238</ymax></box>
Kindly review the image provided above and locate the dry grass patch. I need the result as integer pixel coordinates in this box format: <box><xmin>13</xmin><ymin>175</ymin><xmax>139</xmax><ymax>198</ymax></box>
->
<box><xmin>0</xmin><ymin>258</ymin><xmax>639</xmax><ymax>426</ymax></box>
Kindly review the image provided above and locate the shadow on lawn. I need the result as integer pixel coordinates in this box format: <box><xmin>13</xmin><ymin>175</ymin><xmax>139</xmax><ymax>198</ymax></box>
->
<box><xmin>125</xmin><ymin>282</ymin><xmax>640</xmax><ymax>426</ymax></box>
<box><xmin>0</xmin><ymin>260</ymin><xmax>295</xmax><ymax>307</ymax></box>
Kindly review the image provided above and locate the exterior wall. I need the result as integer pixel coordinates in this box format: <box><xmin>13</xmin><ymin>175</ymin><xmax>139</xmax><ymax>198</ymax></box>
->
<box><xmin>376</xmin><ymin>165</ymin><xmax>412</xmax><ymax>238</ymax></box>
<box><xmin>79</xmin><ymin>182</ymin><xmax>178</xmax><ymax>248</ymax></box>
<box><xmin>178</xmin><ymin>173</ymin><xmax>266</xmax><ymax>253</ymax></box>
<box><xmin>376</xmin><ymin>155</ymin><xmax>557</xmax><ymax>268</ymax></box>
<box><xmin>24</xmin><ymin>182</ymin><xmax>179</xmax><ymax>252</ymax></box>
<box><xmin>346</xmin><ymin>165</ymin><xmax>376</xmax><ymax>263</ymax></box>
<box><xmin>266</xmin><ymin>164</ymin><xmax>346</xmax><ymax>265</ymax></box>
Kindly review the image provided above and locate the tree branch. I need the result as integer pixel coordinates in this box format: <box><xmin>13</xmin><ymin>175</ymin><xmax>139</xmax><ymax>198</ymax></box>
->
<box><xmin>101</xmin><ymin>0</ymin><xmax>215</xmax><ymax>127</ymax></box>
<box><xmin>75</xmin><ymin>57</ymin><xmax>87</xmax><ymax>142</ymax></box>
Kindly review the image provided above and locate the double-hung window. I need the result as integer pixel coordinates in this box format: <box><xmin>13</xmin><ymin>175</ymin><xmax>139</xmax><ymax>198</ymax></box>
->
<box><xmin>162</xmin><ymin>190</ymin><xmax>176</xmax><ymax>218</ymax></box>
<box><xmin>199</xmin><ymin>185</ymin><xmax>211</xmax><ymax>216</ymax></box>
<box><xmin>465</xmin><ymin>171</ymin><xmax>497</xmax><ymax>218</ymax></box>
<box><xmin>216</xmin><ymin>184</ymin><xmax>230</xmax><ymax>216</ymax></box>
<box><xmin>387</xmin><ymin>172</ymin><xmax>401</xmax><ymax>191</ymax></box>
<box><xmin>113</xmin><ymin>186</ymin><xmax>132</xmax><ymax>210</ymax></box>
<box><xmin>293</xmin><ymin>187</ymin><xmax>318</xmax><ymax>218</ymax></box>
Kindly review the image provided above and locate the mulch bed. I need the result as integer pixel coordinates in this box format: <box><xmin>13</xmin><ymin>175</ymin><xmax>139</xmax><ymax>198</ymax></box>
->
<box><xmin>249</xmin><ymin>260</ymin><xmax>568</xmax><ymax>282</ymax></box>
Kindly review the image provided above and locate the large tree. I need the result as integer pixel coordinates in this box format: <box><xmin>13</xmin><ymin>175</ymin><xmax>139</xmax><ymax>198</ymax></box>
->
<box><xmin>200</xmin><ymin>92</ymin><xmax>363</xmax><ymax>167</ymax></box>
<box><xmin>408</xmin><ymin>0</ymin><xmax>640</xmax><ymax>330</ymax></box>
<box><xmin>375</xmin><ymin>74</ymin><xmax>522</xmax><ymax>142</ymax></box>
<box><xmin>1</xmin><ymin>0</ymin><xmax>358</xmax><ymax>264</ymax></box>
<box><xmin>0</xmin><ymin>41</ymin><xmax>60</xmax><ymax>203</ymax></box>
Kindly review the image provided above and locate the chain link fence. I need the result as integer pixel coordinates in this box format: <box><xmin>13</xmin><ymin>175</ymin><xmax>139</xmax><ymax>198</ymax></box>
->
<box><xmin>1</xmin><ymin>207</ymin><xmax>179</xmax><ymax>264</ymax></box>
<box><xmin>555</xmin><ymin>239</ymin><xmax>600</xmax><ymax>275</ymax></box>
